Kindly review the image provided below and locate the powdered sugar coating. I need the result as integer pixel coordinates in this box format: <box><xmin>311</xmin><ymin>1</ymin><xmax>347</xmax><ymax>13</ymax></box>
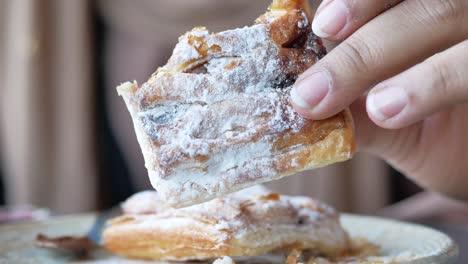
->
<box><xmin>119</xmin><ymin>187</ymin><xmax>341</xmax><ymax>240</ymax></box>
<box><xmin>108</xmin><ymin>186</ymin><xmax>349</xmax><ymax>260</ymax></box>
<box><xmin>117</xmin><ymin>0</ymin><xmax>353</xmax><ymax>207</ymax></box>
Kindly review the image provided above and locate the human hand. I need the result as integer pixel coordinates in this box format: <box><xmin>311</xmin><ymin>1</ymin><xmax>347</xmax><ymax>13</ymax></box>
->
<box><xmin>290</xmin><ymin>0</ymin><xmax>468</xmax><ymax>199</ymax></box>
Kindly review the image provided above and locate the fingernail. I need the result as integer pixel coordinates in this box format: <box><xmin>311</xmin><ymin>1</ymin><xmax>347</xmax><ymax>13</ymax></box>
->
<box><xmin>312</xmin><ymin>0</ymin><xmax>348</xmax><ymax>38</ymax></box>
<box><xmin>368</xmin><ymin>87</ymin><xmax>408</xmax><ymax>121</ymax></box>
<box><xmin>291</xmin><ymin>72</ymin><xmax>330</xmax><ymax>109</ymax></box>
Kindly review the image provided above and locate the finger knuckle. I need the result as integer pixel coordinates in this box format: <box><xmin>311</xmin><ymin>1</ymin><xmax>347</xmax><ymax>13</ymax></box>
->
<box><xmin>413</xmin><ymin>0</ymin><xmax>465</xmax><ymax>24</ymax></box>
<box><xmin>334</xmin><ymin>32</ymin><xmax>384</xmax><ymax>76</ymax></box>
<box><xmin>426</xmin><ymin>54</ymin><xmax>458</xmax><ymax>98</ymax></box>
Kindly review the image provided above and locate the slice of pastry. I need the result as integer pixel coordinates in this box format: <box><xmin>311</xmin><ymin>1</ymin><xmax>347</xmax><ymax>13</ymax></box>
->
<box><xmin>103</xmin><ymin>187</ymin><xmax>350</xmax><ymax>261</ymax></box>
<box><xmin>118</xmin><ymin>0</ymin><xmax>355</xmax><ymax>207</ymax></box>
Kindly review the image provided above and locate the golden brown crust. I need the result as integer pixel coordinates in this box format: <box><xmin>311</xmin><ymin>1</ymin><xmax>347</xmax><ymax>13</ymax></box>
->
<box><xmin>269</xmin><ymin>0</ymin><xmax>312</xmax><ymax>13</ymax></box>
<box><xmin>104</xmin><ymin>217</ymin><xmax>230</xmax><ymax>260</ymax></box>
<box><xmin>103</xmin><ymin>187</ymin><xmax>350</xmax><ymax>261</ymax></box>
<box><xmin>117</xmin><ymin>0</ymin><xmax>355</xmax><ymax>207</ymax></box>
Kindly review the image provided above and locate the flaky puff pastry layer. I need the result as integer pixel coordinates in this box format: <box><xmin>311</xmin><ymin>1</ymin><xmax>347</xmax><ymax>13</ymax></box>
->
<box><xmin>117</xmin><ymin>0</ymin><xmax>355</xmax><ymax>208</ymax></box>
<box><xmin>103</xmin><ymin>187</ymin><xmax>350</xmax><ymax>261</ymax></box>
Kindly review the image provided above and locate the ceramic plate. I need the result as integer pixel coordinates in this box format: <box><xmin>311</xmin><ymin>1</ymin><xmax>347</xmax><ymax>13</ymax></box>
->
<box><xmin>0</xmin><ymin>214</ymin><xmax>458</xmax><ymax>263</ymax></box>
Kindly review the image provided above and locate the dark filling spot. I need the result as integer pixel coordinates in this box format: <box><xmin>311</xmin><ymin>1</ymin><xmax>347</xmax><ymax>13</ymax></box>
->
<box><xmin>140</xmin><ymin>105</ymin><xmax>183</xmax><ymax>140</ymax></box>
<box><xmin>147</xmin><ymin>108</ymin><xmax>178</xmax><ymax>125</ymax></box>
<box><xmin>185</xmin><ymin>63</ymin><xmax>208</xmax><ymax>74</ymax></box>
<box><xmin>282</xmin><ymin>29</ymin><xmax>309</xmax><ymax>49</ymax></box>
<box><xmin>150</xmin><ymin>113</ymin><xmax>174</xmax><ymax>125</ymax></box>
<box><xmin>297</xmin><ymin>215</ymin><xmax>309</xmax><ymax>225</ymax></box>
<box><xmin>272</xmin><ymin>74</ymin><xmax>297</xmax><ymax>89</ymax></box>
<box><xmin>308</xmin><ymin>34</ymin><xmax>327</xmax><ymax>60</ymax></box>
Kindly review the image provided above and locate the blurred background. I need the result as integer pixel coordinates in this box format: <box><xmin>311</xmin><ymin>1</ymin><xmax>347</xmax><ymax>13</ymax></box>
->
<box><xmin>1</xmin><ymin>0</ymin><xmax>467</xmax><ymax>233</ymax></box>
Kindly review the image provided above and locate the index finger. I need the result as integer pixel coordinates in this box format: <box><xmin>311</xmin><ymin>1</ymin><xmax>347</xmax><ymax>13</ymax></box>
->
<box><xmin>291</xmin><ymin>0</ymin><xmax>468</xmax><ymax>120</ymax></box>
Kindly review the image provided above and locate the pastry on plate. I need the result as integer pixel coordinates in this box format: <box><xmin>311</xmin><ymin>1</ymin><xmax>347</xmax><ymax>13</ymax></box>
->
<box><xmin>117</xmin><ymin>0</ymin><xmax>355</xmax><ymax>207</ymax></box>
<box><xmin>103</xmin><ymin>186</ymin><xmax>350</xmax><ymax>261</ymax></box>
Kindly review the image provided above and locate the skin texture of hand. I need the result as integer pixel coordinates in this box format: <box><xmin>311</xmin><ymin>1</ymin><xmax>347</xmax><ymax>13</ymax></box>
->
<box><xmin>290</xmin><ymin>0</ymin><xmax>468</xmax><ymax>200</ymax></box>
